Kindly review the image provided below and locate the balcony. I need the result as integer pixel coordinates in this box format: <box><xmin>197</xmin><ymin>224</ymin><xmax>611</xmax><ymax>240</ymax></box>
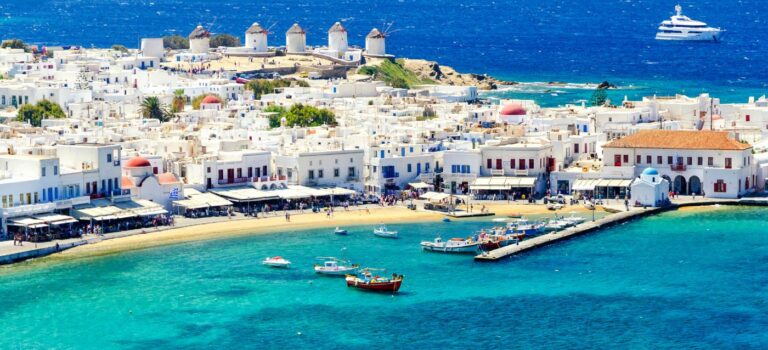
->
<box><xmin>383</xmin><ymin>172</ymin><xmax>400</xmax><ymax>179</ymax></box>
<box><xmin>218</xmin><ymin>177</ymin><xmax>249</xmax><ymax>185</ymax></box>
<box><xmin>514</xmin><ymin>169</ymin><xmax>529</xmax><ymax>176</ymax></box>
<box><xmin>671</xmin><ymin>164</ymin><xmax>686</xmax><ymax>172</ymax></box>
<box><xmin>490</xmin><ymin>169</ymin><xmax>505</xmax><ymax>176</ymax></box>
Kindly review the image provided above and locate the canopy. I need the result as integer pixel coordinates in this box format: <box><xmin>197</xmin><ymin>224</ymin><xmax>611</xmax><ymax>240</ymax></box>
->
<box><xmin>35</xmin><ymin>214</ymin><xmax>78</xmax><ymax>225</ymax></box>
<box><xmin>174</xmin><ymin>192</ymin><xmax>233</xmax><ymax>209</ymax></box>
<box><xmin>210</xmin><ymin>187</ymin><xmax>279</xmax><ymax>202</ymax></box>
<box><xmin>572</xmin><ymin>179</ymin><xmax>600</xmax><ymax>191</ymax></box>
<box><xmin>9</xmin><ymin>217</ymin><xmax>48</xmax><ymax>229</ymax></box>
<box><xmin>470</xmin><ymin>177</ymin><xmax>536</xmax><ymax>191</ymax></box>
<box><xmin>420</xmin><ymin>191</ymin><xmax>450</xmax><ymax>202</ymax></box>
<box><xmin>408</xmin><ymin>182</ymin><xmax>432</xmax><ymax>190</ymax></box>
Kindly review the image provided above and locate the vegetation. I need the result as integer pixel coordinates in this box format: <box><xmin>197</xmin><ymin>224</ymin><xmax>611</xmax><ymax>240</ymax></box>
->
<box><xmin>111</xmin><ymin>45</ymin><xmax>129</xmax><ymax>54</ymax></box>
<box><xmin>209</xmin><ymin>34</ymin><xmax>240</xmax><ymax>47</ymax></box>
<box><xmin>16</xmin><ymin>100</ymin><xmax>67</xmax><ymax>126</ymax></box>
<box><xmin>162</xmin><ymin>35</ymin><xmax>189</xmax><ymax>50</ymax></box>
<box><xmin>140</xmin><ymin>96</ymin><xmax>171</xmax><ymax>122</ymax></box>
<box><xmin>244</xmin><ymin>79</ymin><xmax>310</xmax><ymax>100</ymax></box>
<box><xmin>590</xmin><ymin>86</ymin><xmax>608</xmax><ymax>107</ymax></box>
<box><xmin>191</xmin><ymin>94</ymin><xmax>221</xmax><ymax>110</ymax></box>
<box><xmin>1</xmin><ymin>39</ymin><xmax>27</xmax><ymax>51</ymax></box>
<box><xmin>356</xmin><ymin>59</ymin><xmax>434</xmax><ymax>89</ymax></box>
<box><xmin>171</xmin><ymin>89</ymin><xmax>186</xmax><ymax>113</ymax></box>
<box><xmin>264</xmin><ymin>104</ymin><xmax>336</xmax><ymax>128</ymax></box>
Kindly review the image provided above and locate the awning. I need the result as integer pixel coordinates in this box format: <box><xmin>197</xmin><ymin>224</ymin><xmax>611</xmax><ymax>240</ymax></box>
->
<box><xmin>595</xmin><ymin>179</ymin><xmax>634</xmax><ymax>188</ymax></box>
<box><xmin>210</xmin><ymin>187</ymin><xmax>279</xmax><ymax>202</ymax></box>
<box><xmin>470</xmin><ymin>177</ymin><xmax>537</xmax><ymax>190</ymax></box>
<box><xmin>35</xmin><ymin>214</ymin><xmax>78</xmax><ymax>225</ymax></box>
<box><xmin>408</xmin><ymin>182</ymin><xmax>432</xmax><ymax>190</ymax></box>
<box><xmin>420</xmin><ymin>191</ymin><xmax>450</xmax><ymax>202</ymax></box>
<box><xmin>572</xmin><ymin>179</ymin><xmax>600</xmax><ymax>191</ymax></box>
<box><xmin>9</xmin><ymin>217</ymin><xmax>47</xmax><ymax>228</ymax></box>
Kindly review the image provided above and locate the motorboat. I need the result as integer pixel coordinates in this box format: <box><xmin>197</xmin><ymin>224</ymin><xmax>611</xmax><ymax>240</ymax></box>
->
<box><xmin>506</xmin><ymin>218</ymin><xmax>544</xmax><ymax>235</ymax></box>
<box><xmin>262</xmin><ymin>256</ymin><xmax>291</xmax><ymax>268</ymax></box>
<box><xmin>543</xmin><ymin>219</ymin><xmax>571</xmax><ymax>232</ymax></box>
<box><xmin>345</xmin><ymin>269</ymin><xmax>404</xmax><ymax>293</ymax></box>
<box><xmin>314</xmin><ymin>257</ymin><xmax>359</xmax><ymax>276</ymax></box>
<box><xmin>479</xmin><ymin>233</ymin><xmax>524</xmax><ymax>251</ymax></box>
<box><xmin>562</xmin><ymin>214</ymin><xmax>586</xmax><ymax>226</ymax></box>
<box><xmin>655</xmin><ymin>5</ymin><xmax>723</xmax><ymax>42</ymax></box>
<box><xmin>421</xmin><ymin>236</ymin><xmax>482</xmax><ymax>254</ymax></box>
<box><xmin>373</xmin><ymin>225</ymin><xmax>398</xmax><ymax>238</ymax></box>
<box><xmin>334</xmin><ymin>227</ymin><xmax>348</xmax><ymax>235</ymax></box>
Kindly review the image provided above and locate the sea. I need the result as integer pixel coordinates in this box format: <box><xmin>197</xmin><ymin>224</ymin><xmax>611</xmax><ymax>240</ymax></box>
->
<box><xmin>0</xmin><ymin>0</ymin><xmax>766</xmax><ymax>106</ymax></box>
<box><xmin>1</xmin><ymin>207</ymin><xmax>767</xmax><ymax>349</ymax></box>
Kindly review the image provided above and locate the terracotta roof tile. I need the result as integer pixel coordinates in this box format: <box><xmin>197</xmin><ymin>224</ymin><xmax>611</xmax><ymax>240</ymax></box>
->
<box><xmin>604</xmin><ymin>130</ymin><xmax>750</xmax><ymax>151</ymax></box>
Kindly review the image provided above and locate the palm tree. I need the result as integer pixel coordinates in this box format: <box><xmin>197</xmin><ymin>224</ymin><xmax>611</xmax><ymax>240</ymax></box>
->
<box><xmin>140</xmin><ymin>96</ymin><xmax>170</xmax><ymax>122</ymax></box>
<box><xmin>171</xmin><ymin>89</ymin><xmax>186</xmax><ymax>113</ymax></box>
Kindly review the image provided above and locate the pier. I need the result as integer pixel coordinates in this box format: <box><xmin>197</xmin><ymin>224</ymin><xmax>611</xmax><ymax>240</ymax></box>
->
<box><xmin>475</xmin><ymin>198</ymin><xmax>765</xmax><ymax>262</ymax></box>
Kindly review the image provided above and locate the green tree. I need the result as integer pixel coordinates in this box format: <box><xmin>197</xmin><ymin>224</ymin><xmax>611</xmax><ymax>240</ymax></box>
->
<box><xmin>171</xmin><ymin>89</ymin><xmax>186</xmax><ymax>113</ymax></box>
<box><xmin>264</xmin><ymin>104</ymin><xmax>336</xmax><ymax>128</ymax></box>
<box><xmin>590</xmin><ymin>87</ymin><xmax>608</xmax><ymax>107</ymax></box>
<box><xmin>162</xmin><ymin>35</ymin><xmax>189</xmax><ymax>50</ymax></box>
<box><xmin>15</xmin><ymin>100</ymin><xmax>66</xmax><ymax>126</ymax></box>
<box><xmin>140</xmin><ymin>96</ymin><xmax>171</xmax><ymax>121</ymax></box>
<box><xmin>1</xmin><ymin>39</ymin><xmax>27</xmax><ymax>51</ymax></box>
<box><xmin>245</xmin><ymin>79</ymin><xmax>309</xmax><ymax>100</ymax></box>
<box><xmin>111</xmin><ymin>45</ymin><xmax>129</xmax><ymax>54</ymax></box>
<box><xmin>209</xmin><ymin>34</ymin><xmax>240</xmax><ymax>47</ymax></box>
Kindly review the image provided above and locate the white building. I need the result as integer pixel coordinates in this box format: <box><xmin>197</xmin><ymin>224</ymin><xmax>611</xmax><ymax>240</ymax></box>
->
<box><xmin>365</xmin><ymin>28</ymin><xmax>386</xmax><ymax>56</ymax></box>
<box><xmin>603</xmin><ymin>130</ymin><xmax>756</xmax><ymax>198</ymax></box>
<box><xmin>140</xmin><ymin>38</ymin><xmax>165</xmax><ymax>59</ymax></box>
<box><xmin>286</xmin><ymin>23</ymin><xmax>307</xmax><ymax>54</ymax></box>
<box><xmin>631</xmin><ymin>167</ymin><xmax>669</xmax><ymax>207</ymax></box>
<box><xmin>276</xmin><ymin>149</ymin><xmax>364</xmax><ymax>191</ymax></box>
<box><xmin>328</xmin><ymin>22</ymin><xmax>348</xmax><ymax>58</ymax></box>
<box><xmin>245</xmin><ymin>22</ymin><xmax>269</xmax><ymax>52</ymax></box>
<box><xmin>189</xmin><ymin>25</ymin><xmax>211</xmax><ymax>54</ymax></box>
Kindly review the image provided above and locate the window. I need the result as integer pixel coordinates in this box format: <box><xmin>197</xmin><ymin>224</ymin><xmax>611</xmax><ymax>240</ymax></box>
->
<box><xmin>218</xmin><ymin>169</ymin><xmax>224</xmax><ymax>180</ymax></box>
<box><xmin>646</xmin><ymin>155</ymin><xmax>652</xmax><ymax>164</ymax></box>
<box><xmin>207</xmin><ymin>167</ymin><xmax>211</xmax><ymax>173</ymax></box>
<box><xmin>686</xmin><ymin>157</ymin><xmax>692</xmax><ymax>166</ymax></box>
<box><xmin>495</xmin><ymin>159</ymin><xmax>502</xmax><ymax>169</ymax></box>
<box><xmin>528</xmin><ymin>159</ymin><xmax>534</xmax><ymax>169</ymax></box>
<box><xmin>334</xmin><ymin>168</ymin><xmax>340</xmax><ymax>177</ymax></box>
<box><xmin>237</xmin><ymin>168</ymin><xmax>242</xmax><ymax>178</ymax></box>
<box><xmin>107</xmin><ymin>153</ymin><xmax>112</xmax><ymax>163</ymax></box>
<box><xmin>746</xmin><ymin>114</ymin><xmax>751</xmax><ymax>122</ymax></box>
<box><xmin>667</xmin><ymin>156</ymin><xmax>673</xmax><ymax>165</ymax></box>
<box><xmin>510</xmin><ymin>159</ymin><xmax>516</xmax><ymax>169</ymax></box>
<box><xmin>54</xmin><ymin>166</ymin><xmax>58</xmax><ymax>175</ymax></box>
<box><xmin>41</xmin><ymin>167</ymin><xmax>46</xmax><ymax>176</ymax></box>
<box><xmin>318</xmin><ymin>169</ymin><xmax>324</xmax><ymax>178</ymax></box>
<box><xmin>697</xmin><ymin>157</ymin><xmax>703</xmax><ymax>166</ymax></box>
<box><xmin>708</xmin><ymin>157</ymin><xmax>713</xmax><ymax>166</ymax></box>
<box><xmin>636</xmin><ymin>155</ymin><xmax>641</xmax><ymax>164</ymax></box>
<box><xmin>574</xmin><ymin>144</ymin><xmax>579</xmax><ymax>153</ymax></box>
<box><xmin>486</xmin><ymin>159</ymin><xmax>492</xmax><ymax>169</ymax></box>
<box><xmin>623</xmin><ymin>155</ymin><xmax>628</xmax><ymax>163</ymax></box>
<box><xmin>725</xmin><ymin>158</ymin><xmax>732</xmax><ymax>169</ymax></box>
<box><xmin>657</xmin><ymin>156</ymin><xmax>662</xmax><ymax>164</ymax></box>
<box><xmin>348</xmin><ymin>167</ymin><xmax>356</xmax><ymax>178</ymax></box>
<box><xmin>714</xmin><ymin>180</ymin><xmax>727</xmax><ymax>193</ymax></box>
<box><xmin>308</xmin><ymin>170</ymin><xmax>315</xmax><ymax>179</ymax></box>
<box><xmin>407</xmin><ymin>164</ymin><xmax>412</xmax><ymax>173</ymax></box>
<box><xmin>519</xmin><ymin>159</ymin><xmax>526</xmax><ymax>170</ymax></box>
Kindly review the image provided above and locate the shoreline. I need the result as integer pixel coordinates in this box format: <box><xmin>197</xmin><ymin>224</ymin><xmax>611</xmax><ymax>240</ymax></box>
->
<box><xmin>0</xmin><ymin>203</ymin><xmax>599</xmax><ymax>271</ymax></box>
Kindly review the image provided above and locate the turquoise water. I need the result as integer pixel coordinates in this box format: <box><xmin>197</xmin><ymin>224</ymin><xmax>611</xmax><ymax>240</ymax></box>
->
<box><xmin>1</xmin><ymin>207</ymin><xmax>767</xmax><ymax>349</ymax></box>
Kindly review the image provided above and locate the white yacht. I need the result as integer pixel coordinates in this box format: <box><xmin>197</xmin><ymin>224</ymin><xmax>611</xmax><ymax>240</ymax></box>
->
<box><xmin>655</xmin><ymin>5</ymin><xmax>723</xmax><ymax>42</ymax></box>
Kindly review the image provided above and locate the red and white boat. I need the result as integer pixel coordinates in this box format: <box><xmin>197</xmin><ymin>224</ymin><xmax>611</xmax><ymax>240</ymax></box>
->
<box><xmin>345</xmin><ymin>269</ymin><xmax>404</xmax><ymax>293</ymax></box>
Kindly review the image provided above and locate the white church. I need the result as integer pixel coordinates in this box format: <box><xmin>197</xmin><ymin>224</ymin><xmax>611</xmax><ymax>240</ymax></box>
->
<box><xmin>630</xmin><ymin>168</ymin><xmax>670</xmax><ymax>207</ymax></box>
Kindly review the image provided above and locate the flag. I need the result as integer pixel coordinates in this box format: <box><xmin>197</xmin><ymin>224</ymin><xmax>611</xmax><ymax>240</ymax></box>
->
<box><xmin>169</xmin><ymin>187</ymin><xmax>181</xmax><ymax>200</ymax></box>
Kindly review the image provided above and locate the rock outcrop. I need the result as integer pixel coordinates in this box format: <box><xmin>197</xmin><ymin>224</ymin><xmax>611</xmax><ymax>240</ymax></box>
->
<box><xmin>399</xmin><ymin>58</ymin><xmax>516</xmax><ymax>90</ymax></box>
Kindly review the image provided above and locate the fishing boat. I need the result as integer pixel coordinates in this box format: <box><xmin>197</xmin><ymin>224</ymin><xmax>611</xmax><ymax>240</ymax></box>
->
<box><xmin>543</xmin><ymin>219</ymin><xmax>571</xmax><ymax>232</ymax></box>
<box><xmin>421</xmin><ymin>236</ymin><xmax>481</xmax><ymax>254</ymax></box>
<box><xmin>262</xmin><ymin>256</ymin><xmax>291</xmax><ymax>268</ymax></box>
<box><xmin>314</xmin><ymin>257</ymin><xmax>359</xmax><ymax>276</ymax></box>
<box><xmin>506</xmin><ymin>218</ymin><xmax>544</xmax><ymax>235</ymax></box>
<box><xmin>334</xmin><ymin>227</ymin><xmax>348</xmax><ymax>235</ymax></box>
<box><xmin>373</xmin><ymin>225</ymin><xmax>398</xmax><ymax>238</ymax></box>
<box><xmin>479</xmin><ymin>233</ymin><xmax>524</xmax><ymax>251</ymax></box>
<box><xmin>345</xmin><ymin>269</ymin><xmax>404</xmax><ymax>293</ymax></box>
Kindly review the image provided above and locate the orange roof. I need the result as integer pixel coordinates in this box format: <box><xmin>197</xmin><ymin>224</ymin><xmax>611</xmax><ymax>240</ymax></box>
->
<box><xmin>124</xmin><ymin>156</ymin><xmax>151</xmax><ymax>168</ymax></box>
<box><xmin>201</xmin><ymin>95</ymin><xmax>221</xmax><ymax>104</ymax></box>
<box><xmin>121</xmin><ymin>176</ymin><xmax>135</xmax><ymax>188</ymax></box>
<box><xmin>604</xmin><ymin>130</ymin><xmax>750</xmax><ymax>151</ymax></box>
<box><xmin>157</xmin><ymin>172</ymin><xmax>179</xmax><ymax>185</ymax></box>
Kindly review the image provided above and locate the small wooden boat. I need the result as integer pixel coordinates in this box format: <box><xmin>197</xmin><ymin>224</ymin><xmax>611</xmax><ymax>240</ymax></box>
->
<box><xmin>262</xmin><ymin>256</ymin><xmax>291</xmax><ymax>268</ymax></box>
<box><xmin>334</xmin><ymin>227</ymin><xmax>348</xmax><ymax>235</ymax></box>
<box><xmin>314</xmin><ymin>257</ymin><xmax>359</xmax><ymax>276</ymax></box>
<box><xmin>345</xmin><ymin>269</ymin><xmax>404</xmax><ymax>293</ymax></box>
<box><xmin>373</xmin><ymin>225</ymin><xmax>398</xmax><ymax>238</ymax></box>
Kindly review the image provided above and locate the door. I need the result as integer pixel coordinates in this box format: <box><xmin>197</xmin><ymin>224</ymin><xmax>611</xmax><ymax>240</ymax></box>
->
<box><xmin>614</xmin><ymin>154</ymin><xmax>622</xmax><ymax>166</ymax></box>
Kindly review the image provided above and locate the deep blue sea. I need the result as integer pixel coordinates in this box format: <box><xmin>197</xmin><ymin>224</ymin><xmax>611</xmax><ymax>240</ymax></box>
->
<box><xmin>0</xmin><ymin>0</ymin><xmax>766</xmax><ymax>106</ymax></box>
<box><xmin>1</xmin><ymin>207</ymin><xmax>767</xmax><ymax>349</ymax></box>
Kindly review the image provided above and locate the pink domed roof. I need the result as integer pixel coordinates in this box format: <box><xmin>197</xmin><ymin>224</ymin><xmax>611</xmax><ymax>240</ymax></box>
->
<box><xmin>201</xmin><ymin>95</ymin><xmax>221</xmax><ymax>104</ymax></box>
<box><xmin>157</xmin><ymin>172</ymin><xmax>178</xmax><ymax>185</ymax></box>
<box><xmin>500</xmin><ymin>103</ymin><xmax>527</xmax><ymax>116</ymax></box>
<box><xmin>124</xmin><ymin>156</ymin><xmax>151</xmax><ymax>168</ymax></box>
<box><xmin>121</xmin><ymin>176</ymin><xmax>135</xmax><ymax>188</ymax></box>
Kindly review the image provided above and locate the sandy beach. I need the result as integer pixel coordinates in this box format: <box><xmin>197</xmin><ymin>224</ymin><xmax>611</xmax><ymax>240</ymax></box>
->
<box><xmin>40</xmin><ymin>203</ymin><xmax>599</xmax><ymax>263</ymax></box>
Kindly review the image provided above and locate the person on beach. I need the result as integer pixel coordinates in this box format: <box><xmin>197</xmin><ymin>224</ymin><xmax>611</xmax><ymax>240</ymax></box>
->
<box><xmin>285</xmin><ymin>212</ymin><xmax>290</xmax><ymax>222</ymax></box>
